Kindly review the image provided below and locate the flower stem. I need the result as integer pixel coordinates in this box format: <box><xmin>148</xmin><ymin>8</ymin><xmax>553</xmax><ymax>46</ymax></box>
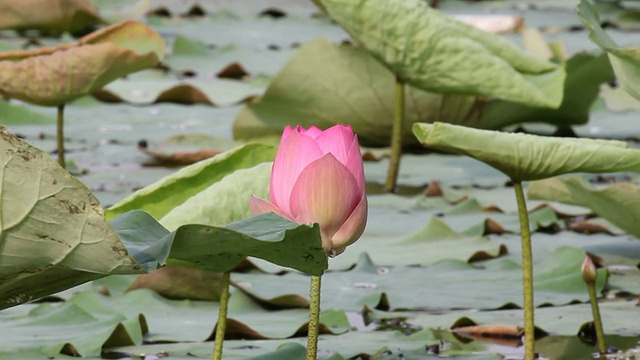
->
<box><xmin>56</xmin><ymin>104</ymin><xmax>65</xmax><ymax>168</ymax></box>
<box><xmin>384</xmin><ymin>78</ymin><xmax>405</xmax><ymax>192</ymax></box>
<box><xmin>587</xmin><ymin>281</ymin><xmax>607</xmax><ymax>355</ymax></box>
<box><xmin>306</xmin><ymin>274</ymin><xmax>322</xmax><ymax>360</ymax></box>
<box><xmin>213</xmin><ymin>271</ymin><xmax>231</xmax><ymax>360</ymax></box>
<box><xmin>513</xmin><ymin>180</ymin><xmax>535</xmax><ymax>360</ymax></box>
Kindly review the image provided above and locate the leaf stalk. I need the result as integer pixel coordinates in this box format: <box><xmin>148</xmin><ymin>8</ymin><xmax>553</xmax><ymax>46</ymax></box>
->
<box><xmin>384</xmin><ymin>78</ymin><xmax>405</xmax><ymax>192</ymax></box>
<box><xmin>213</xmin><ymin>271</ymin><xmax>231</xmax><ymax>360</ymax></box>
<box><xmin>513</xmin><ymin>181</ymin><xmax>535</xmax><ymax>359</ymax></box>
<box><xmin>306</xmin><ymin>274</ymin><xmax>322</xmax><ymax>360</ymax></box>
<box><xmin>56</xmin><ymin>104</ymin><xmax>65</xmax><ymax>168</ymax></box>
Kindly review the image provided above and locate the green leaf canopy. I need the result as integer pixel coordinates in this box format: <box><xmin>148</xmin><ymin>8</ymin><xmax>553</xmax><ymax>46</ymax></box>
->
<box><xmin>578</xmin><ymin>0</ymin><xmax>640</xmax><ymax>101</ymax></box>
<box><xmin>318</xmin><ymin>0</ymin><xmax>565</xmax><ymax>107</ymax></box>
<box><xmin>0</xmin><ymin>127</ymin><xmax>142</xmax><ymax>310</ymax></box>
<box><xmin>412</xmin><ymin>122</ymin><xmax>640</xmax><ymax>181</ymax></box>
<box><xmin>0</xmin><ymin>20</ymin><xmax>165</xmax><ymax>106</ymax></box>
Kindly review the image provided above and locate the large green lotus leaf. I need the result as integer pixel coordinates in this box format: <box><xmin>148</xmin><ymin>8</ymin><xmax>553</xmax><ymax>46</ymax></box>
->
<box><xmin>232</xmin><ymin>39</ymin><xmax>481</xmax><ymax>147</ymax></box>
<box><xmin>413</xmin><ymin>122</ymin><xmax>640</xmax><ymax>181</ymax></box>
<box><xmin>234</xmin><ymin>246</ymin><xmax>606</xmax><ymax>311</ymax></box>
<box><xmin>319</xmin><ymin>0</ymin><xmax>565</xmax><ymax>107</ymax></box>
<box><xmin>479</xmin><ymin>51</ymin><xmax>614</xmax><ymax>129</ymax></box>
<box><xmin>0</xmin><ymin>302</ymin><xmax>145</xmax><ymax>356</ymax></box>
<box><xmin>0</xmin><ymin>127</ymin><xmax>143</xmax><ymax>310</ymax></box>
<box><xmin>105</xmin><ymin>143</ymin><xmax>276</xmax><ymax>222</ymax></box>
<box><xmin>111</xmin><ymin>210</ymin><xmax>328</xmax><ymax>275</ymax></box>
<box><xmin>0</xmin><ymin>0</ymin><xmax>105</xmax><ymax>32</ymax></box>
<box><xmin>0</xmin><ymin>21</ymin><xmax>165</xmax><ymax>106</ymax></box>
<box><xmin>527</xmin><ymin>176</ymin><xmax>640</xmax><ymax>239</ymax></box>
<box><xmin>578</xmin><ymin>0</ymin><xmax>640</xmax><ymax>101</ymax></box>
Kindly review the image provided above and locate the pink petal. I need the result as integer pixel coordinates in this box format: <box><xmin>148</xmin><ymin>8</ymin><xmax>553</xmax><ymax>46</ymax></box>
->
<box><xmin>270</xmin><ymin>130</ymin><xmax>323</xmax><ymax>214</ymax></box>
<box><xmin>315</xmin><ymin>125</ymin><xmax>355</xmax><ymax>164</ymax></box>
<box><xmin>346</xmin><ymin>135</ymin><xmax>365</xmax><ymax>193</ymax></box>
<box><xmin>303</xmin><ymin>126</ymin><xmax>324</xmax><ymax>139</ymax></box>
<box><xmin>329</xmin><ymin>195</ymin><xmax>368</xmax><ymax>256</ymax></box>
<box><xmin>289</xmin><ymin>153</ymin><xmax>362</xmax><ymax>241</ymax></box>
<box><xmin>250</xmin><ymin>194</ymin><xmax>291</xmax><ymax>219</ymax></box>
<box><xmin>281</xmin><ymin>125</ymin><xmax>294</xmax><ymax>139</ymax></box>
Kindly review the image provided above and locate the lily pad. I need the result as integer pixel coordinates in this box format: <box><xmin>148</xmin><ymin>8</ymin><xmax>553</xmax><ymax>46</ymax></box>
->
<box><xmin>0</xmin><ymin>127</ymin><xmax>142</xmax><ymax>310</ymax></box>
<box><xmin>234</xmin><ymin>246</ymin><xmax>605</xmax><ymax>311</ymax></box>
<box><xmin>319</xmin><ymin>0</ymin><xmax>565</xmax><ymax>107</ymax></box>
<box><xmin>0</xmin><ymin>20</ymin><xmax>165</xmax><ymax>106</ymax></box>
<box><xmin>413</xmin><ymin>122</ymin><xmax>640</xmax><ymax>181</ymax></box>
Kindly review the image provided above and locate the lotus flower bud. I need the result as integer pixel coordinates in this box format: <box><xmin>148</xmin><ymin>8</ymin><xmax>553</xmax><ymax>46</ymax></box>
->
<box><xmin>581</xmin><ymin>255</ymin><xmax>597</xmax><ymax>283</ymax></box>
<box><xmin>251</xmin><ymin>125</ymin><xmax>368</xmax><ymax>256</ymax></box>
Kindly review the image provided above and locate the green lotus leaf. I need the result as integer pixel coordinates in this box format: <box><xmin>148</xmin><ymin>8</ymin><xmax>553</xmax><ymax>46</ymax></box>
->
<box><xmin>111</xmin><ymin>210</ymin><xmax>328</xmax><ymax>276</ymax></box>
<box><xmin>318</xmin><ymin>0</ymin><xmax>565</xmax><ymax>107</ymax></box>
<box><xmin>0</xmin><ymin>20</ymin><xmax>165</xmax><ymax>106</ymax></box>
<box><xmin>578</xmin><ymin>0</ymin><xmax>640</xmax><ymax>101</ymax></box>
<box><xmin>0</xmin><ymin>0</ymin><xmax>105</xmax><ymax>32</ymax></box>
<box><xmin>0</xmin><ymin>127</ymin><xmax>142</xmax><ymax>311</ymax></box>
<box><xmin>233</xmin><ymin>39</ymin><xmax>483</xmax><ymax>147</ymax></box>
<box><xmin>528</xmin><ymin>176</ymin><xmax>640</xmax><ymax>239</ymax></box>
<box><xmin>412</xmin><ymin>122</ymin><xmax>640</xmax><ymax>181</ymax></box>
<box><xmin>105</xmin><ymin>143</ymin><xmax>276</xmax><ymax>224</ymax></box>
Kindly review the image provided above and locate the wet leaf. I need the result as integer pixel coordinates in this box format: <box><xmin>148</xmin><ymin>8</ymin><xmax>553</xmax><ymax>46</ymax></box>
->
<box><xmin>413</xmin><ymin>122</ymin><xmax>640</xmax><ymax>181</ymax></box>
<box><xmin>319</xmin><ymin>0</ymin><xmax>565</xmax><ymax>107</ymax></box>
<box><xmin>0</xmin><ymin>0</ymin><xmax>105</xmax><ymax>32</ymax></box>
<box><xmin>0</xmin><ymin>21</ymin><xmax>165</xmax><ymax>106</ymax></box>
<box><xmin>0</xmin><ymin>127</ymin><xmax>142</xmax><ymax>310</ymax></box>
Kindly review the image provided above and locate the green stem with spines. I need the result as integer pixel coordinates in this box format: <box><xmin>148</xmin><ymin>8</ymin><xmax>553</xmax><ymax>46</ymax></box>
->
<box><xmin>306</xmin><ymin>274</ymin><xmax>322</xmax><ymax>360</ymax></box>
<box><xmin>212</xmin><ymin>271</ymin><xmax>231</xmax><ymax>360</ymax></box>
<box><xmin>513</xmin><ymin>181</ymin><xmax>535</xmax><ymax>359</ymax></box>
<box><xmin>384</xmin><ymin>78</ymin><xmax>405</xmax><ymax>192</ymax></box>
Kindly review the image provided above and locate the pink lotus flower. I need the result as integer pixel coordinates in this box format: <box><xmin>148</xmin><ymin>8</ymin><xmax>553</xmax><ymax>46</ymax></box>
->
<box><xmin>251</xmin><ymin>125</ymin><xmax>368</xmax><ymax>256</ymax></box>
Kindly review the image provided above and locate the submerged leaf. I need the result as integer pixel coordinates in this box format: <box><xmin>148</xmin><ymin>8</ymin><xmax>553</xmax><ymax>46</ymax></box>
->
<box><xmin>319</xmin><ymin>0</ymin><xmax>565</xmax><ymax>107</ymax></box>
<box><xmin>0</xmin><ymin>20</ymin><xmax>165</xmax><ymax>106</ymax></box>
<box><xmin>412</xmin><ymin>122</ymin><xmax>640</xmax><ymax>181</ymax></box>
<box><xmin>0</xmin><ymin>127</ymin><xmax>142</xmax><ymax>310</ymax></box>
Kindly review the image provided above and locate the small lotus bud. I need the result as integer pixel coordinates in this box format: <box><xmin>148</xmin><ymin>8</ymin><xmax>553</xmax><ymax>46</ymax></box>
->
<box><xmin>581</xmin><ymin>255</ymin><xmax>597</xmax><ymax>283</ymax></box>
